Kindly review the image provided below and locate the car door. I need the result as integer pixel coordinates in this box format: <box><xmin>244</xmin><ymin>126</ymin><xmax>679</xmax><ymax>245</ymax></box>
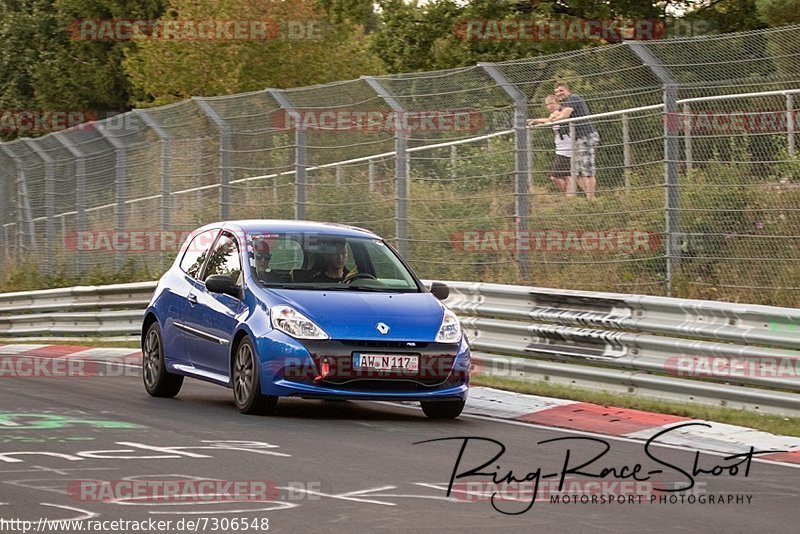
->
<box><xmin>182</xmin><ymin>231</ymin><xmax>247</xmax><ymax>376</ymax></box>
<box><xmin>167</xmin><ymin>228</ymin><xmax>220</xmax><ymax>364</ymax></box>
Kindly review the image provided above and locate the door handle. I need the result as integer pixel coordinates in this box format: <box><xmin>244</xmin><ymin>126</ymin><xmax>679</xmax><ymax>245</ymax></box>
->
<box><xmin>187</xmin><ymin>294</ymin><xmax>198</xmax><ymax>306</ymax></box>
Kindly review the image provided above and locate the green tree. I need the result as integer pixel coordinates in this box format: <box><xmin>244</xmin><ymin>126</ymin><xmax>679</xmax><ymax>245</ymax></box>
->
<box><xmin>369</xmin><ymin>0</ymin><xmax>667</xmax><ymax>73</ymax></box>
<box><xmin>124</xmin><ymin>0</ymin><xmax>383</xmax><ymax>106</ymax></box>
<box><xmin>0</xmin><ymin>0</ymin><xmax>166</xmax><ymax>140</ymax></box>
<box><xmin>756</xmin><ymin>0</ymin><xmax>800</xmax><ymax>25</ymax></box>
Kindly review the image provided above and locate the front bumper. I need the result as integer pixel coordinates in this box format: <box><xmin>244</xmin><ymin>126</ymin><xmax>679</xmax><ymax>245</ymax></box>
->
<box><xmin>255</xmin><ymin>334</ymin><xmax>470</xmax><ymax>400</ymax></box>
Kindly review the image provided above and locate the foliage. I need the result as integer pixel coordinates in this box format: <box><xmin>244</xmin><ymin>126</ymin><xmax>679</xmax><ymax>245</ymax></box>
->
<box><xmin>124</xmin><ymin>0</ymin><xmax>384</xmax><ymax>106</ymax></box>
<box><xmin>0</xmin><ymin>0</ymin><xmax>166</xmax><ymax>140</ymax></box>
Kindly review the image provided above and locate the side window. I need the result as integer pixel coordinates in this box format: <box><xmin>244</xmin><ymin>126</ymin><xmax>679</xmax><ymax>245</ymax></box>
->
<box><xmin>179</xmin><ymin>229</ymin><xmax>219</xmax><ymax>279</ymax></box>
<box><xmin>263</xmin><ymin>237</ymin><xmax>304</xmax><ymax>270</ymax></box>
<box><xmin>365</xmin><ymin>241</ymin><xmax>411</xmax><ymax>282</ymax></box>
<box><xmin>202</xmin><ymin>233</ymin><xmax>242</xmax><ymax>285</ymax></box>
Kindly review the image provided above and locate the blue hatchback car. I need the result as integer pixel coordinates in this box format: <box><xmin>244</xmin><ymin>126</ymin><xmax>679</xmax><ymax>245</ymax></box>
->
<box><xmin>142</xmin><ymin>220</ymin><xmax>470</xmax><ymax>418</ymax></box>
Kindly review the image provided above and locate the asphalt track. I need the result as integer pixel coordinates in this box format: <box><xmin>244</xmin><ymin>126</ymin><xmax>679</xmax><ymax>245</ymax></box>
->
<box><xmin>1</xmin><ymin>359</ymin><xmax>798</xmax><ymax>533</ymax></box>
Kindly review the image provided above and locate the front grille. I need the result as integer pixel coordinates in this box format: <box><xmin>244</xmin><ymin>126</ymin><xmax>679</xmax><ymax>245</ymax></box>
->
<box><xmin>286</xmin><ymin>339</ymin><xmax>463</xmax><ymax>390</ymax></box>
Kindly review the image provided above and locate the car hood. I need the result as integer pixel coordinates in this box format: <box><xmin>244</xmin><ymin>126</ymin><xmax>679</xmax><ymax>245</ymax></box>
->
<box><xmin>264</xmin><ymin>289</ymin><xmax>445</xmax><ymax>341</ymax></box>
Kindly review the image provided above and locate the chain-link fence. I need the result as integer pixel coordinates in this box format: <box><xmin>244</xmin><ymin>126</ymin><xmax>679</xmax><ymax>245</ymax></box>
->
<box><xmin>2</xmin><ymin>25</ymin><xmax>800</xmax><ymax>305</ymax></box>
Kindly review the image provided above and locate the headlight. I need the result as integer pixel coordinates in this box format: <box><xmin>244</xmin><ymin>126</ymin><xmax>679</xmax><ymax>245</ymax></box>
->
<box><xmin>436</xmin><ymin>308</ymin><xmax>462</xmax><ymax>343</ymax></box>
<box><xmin>270</xmin><ymin>306</ymin><xmax>329</xmax><ymax>340</ymax></box>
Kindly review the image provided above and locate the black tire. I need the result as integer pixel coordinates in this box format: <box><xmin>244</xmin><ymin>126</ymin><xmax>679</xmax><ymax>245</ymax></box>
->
<box><xmin>420</xmin><ymin>399</ymin><xmax>465</xmax><ymax>420</ymax></box>
<box><xmin>232</xmin><ymin>337</ymin><xmax>278</xmax><ymax>415</ymax></box>
<box><xmin>142</xmin><ymin>322</ymin><xmax>184</xmax><ymax>398</ymax></box>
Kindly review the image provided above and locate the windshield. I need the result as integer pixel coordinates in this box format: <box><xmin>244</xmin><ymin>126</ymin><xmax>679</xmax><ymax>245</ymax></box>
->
<box><xmin>246</xmin><ymin>232</ymin><xmax>421</xmax><ymax>292</ymax></box>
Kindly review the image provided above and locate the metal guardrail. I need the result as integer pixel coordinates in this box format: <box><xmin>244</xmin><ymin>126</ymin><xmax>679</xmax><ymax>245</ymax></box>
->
<box><xmin>0</xmin><ymin>282</ymin><xmax>155</xmax><ymax>338</ymax></box>
<box><xmin>1</xmin><ymin>280</ymin><xmax>800</xmax><ymax>415</ymax></box>
<box><xmin>445</xmin><ymin>281</ymin><xmax>800</xmax><ymax>415</ymax></box>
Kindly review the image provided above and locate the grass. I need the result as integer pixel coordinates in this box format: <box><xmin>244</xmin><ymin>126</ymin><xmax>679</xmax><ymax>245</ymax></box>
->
<box><xmin>473</xmin><ymin>374</ymin><xmax>800</xmax><ymax>438</ymax></box>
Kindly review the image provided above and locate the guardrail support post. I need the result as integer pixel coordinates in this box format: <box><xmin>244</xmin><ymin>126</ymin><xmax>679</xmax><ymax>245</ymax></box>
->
<box><xmin>97</xmin><ymin>124</ymin><xmax>128</xmax><ymax>270</ymax></box>
<box><xmin>194</xmin><ymin>98</ymin><xmax>231</xmax><ymax>220</ymax></box>
<box><xmin>135</xmin><ymin>110</ymin><xmax>172</xmax><ymax>264</ymax></box>
<box><xmin>363</xmin><ymin>76</ymin><xmax>409</xmax><ymax>257</ymax></box>
<box><xmin>22</xmin><ymin>140</ymin><xmax>55</xmax><ymax>275</ymax></box>
<box><xmin>627</xmin><ymin>42</ymin><xmax>681</xmax><ymax>295</ymax></box>
<box><xmin>268</xmin><ymin>89</ymin><xmax>307</xmax><ymax>220</ymax></box>
<box><xmin>478</xmin><ymin>63</ymin><xmax>531</xmax><ymax>277</ymax></box>
<box><xmin>55</xmin><ymin>134</ymin><xmax>86</xmax><ymax>274</ymax></box>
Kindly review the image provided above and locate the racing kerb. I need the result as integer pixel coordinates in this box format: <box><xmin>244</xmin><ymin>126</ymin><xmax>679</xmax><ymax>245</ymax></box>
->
<box><xmin>1</xmin><ymin>280</ymin><xmax>799</xmax><ymax>415</ymax></box>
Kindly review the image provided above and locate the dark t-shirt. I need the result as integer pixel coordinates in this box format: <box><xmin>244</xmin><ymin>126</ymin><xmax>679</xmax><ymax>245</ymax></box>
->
<box><xmin>311</xmin><ymin>271</ymin><xmax>345</xmax><ymax>283</ymax></box>
<box><xmin>561</xmin><ymin>94</ymin><xmax>595</xmax><ymax>138</ymax></box>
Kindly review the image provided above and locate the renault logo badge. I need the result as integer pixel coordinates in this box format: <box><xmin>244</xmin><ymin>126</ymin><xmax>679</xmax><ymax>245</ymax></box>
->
<box><xmin>376</xmin><ymin>322</ymin><xmax>390</xmax><ymax>335</ymax></box>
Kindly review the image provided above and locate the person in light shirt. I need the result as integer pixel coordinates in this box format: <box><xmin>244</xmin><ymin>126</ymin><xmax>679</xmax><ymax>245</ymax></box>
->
<box><xmin>528</xmin><ymin>94</ymin><xmax>573</xmax><ymax>194</ymax></box>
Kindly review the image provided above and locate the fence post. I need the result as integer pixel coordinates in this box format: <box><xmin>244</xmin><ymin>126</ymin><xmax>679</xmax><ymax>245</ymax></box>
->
<box><xmin>97</xmin><ymin>125</ymin><xmax>127</xmax><ymax>270</ymax></box>
<box><xmin>194</xmin><ymin>98</ymin><xmax>231</xmax><ymax>220</ymax></box>
<box><xmin>683</xmin><ymin>102</ymin><xmax>693</xmax><ymax>175</ymax></box>
<box><xmin>268</xmin><ymin>89</ymin><xmax>306</xmax><ymax>220</ymax></box>
<box><xmin>450</xmin><ymin>145</ymin><xmax>458</xmax><ymax>180</ymax></box>
<box><xmin>135</xmin><ymin>109</ymin><xmax>172</xmax><ymax>260</ymax></box>
<box><xmin>788</xmin><ymin>93</ymin><xmax>796</xmax><ymax>158</ymax></box>
<box><xmin>55</xmin><ymin>134</ymin><xmax>85</xmax><ymax>274</ymax></box>
<box><xmin>363</xmin><ymin>76</ymin><xmax>409</xmax><ymax>257</ymax></box>
<box><xmin>622</xmin><ymin>113</ymin><xmax>631</xmax><ymax>194</ymax></box>
<box><xmin>0</xmin><ymin>145</ymin><xmax>35</xmax><ymax>257</ymax></box>
<box><xmin>22</xmin><ymin>139</ymin><xmax>55</xmax><ymax>275</ymax></box>
<box><xmin>336</xmin><ymin>165</ymin><xmax>343</xmax><ymax>185</ymax></box>
<box><xmin>368</xmin><ymin>159</ymin><xmax>375</xmax><ymax>193</ymax></box>
<box><xmin>568</xmin><ymin>122</ymin><xmax>578</xmax><ymax>196</ymax></box>
<box><xmin>0</xmin><ymin>149</ymin><xmax>13</xmax><ymax>266</ymax></box>
<box><xmin>479</xmin><ymin>62</ymin><xmax>531</xmax><ymax>278</ymax></box>
<box><xmin>627</xmin><ymin>42</ymin><xmax>680</xmax><ymax>295</ymax></box>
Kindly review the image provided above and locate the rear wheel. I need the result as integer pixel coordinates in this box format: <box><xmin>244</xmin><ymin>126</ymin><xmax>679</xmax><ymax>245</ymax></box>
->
<box><xmin>420</xmin><ymin>399</ymin><xmax>465</xmax><ymax>419</ymax></box>
<box><xmin>142</xmin><ymin>322</ymin><xmax>183</xmax><ymax>398</ymax></box>
<box><xmin>233</xmin><ymin>337</ymin><xmax>278</xmax><ymax>415</ymax></box>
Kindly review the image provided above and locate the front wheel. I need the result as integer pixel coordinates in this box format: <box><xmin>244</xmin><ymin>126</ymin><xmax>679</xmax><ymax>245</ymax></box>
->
<box><xmin>142</xmin><ymin>322</ymin><xmax>184</xmax><ymax>398</ymax></box>
<box><xmin>420</xmin><ymin>399</ymin><xmax>465</xmax><ymax>419</ymax></box>
<box><xmin>233</xmin><ymin>337</ymin><xmax>278</xmax><ymax>415</ymax></box>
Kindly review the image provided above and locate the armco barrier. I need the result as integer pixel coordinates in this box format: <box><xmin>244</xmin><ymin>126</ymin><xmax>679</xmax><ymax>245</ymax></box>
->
<box><xmin>1</xmin><ymin>280</ymin><xmax>800</xmax><ymax>415</ymax></box>
<box><xmin>0</xmin><ymin>282</ymin><xmax>156</xmax><ymax>338</ymax></box>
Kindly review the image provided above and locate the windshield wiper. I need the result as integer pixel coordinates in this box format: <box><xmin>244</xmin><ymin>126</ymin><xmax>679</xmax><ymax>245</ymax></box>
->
<box><xmin>342</xmin><ymin>286</ymin><xmax>418</xmax><ymax>292</ymax></box>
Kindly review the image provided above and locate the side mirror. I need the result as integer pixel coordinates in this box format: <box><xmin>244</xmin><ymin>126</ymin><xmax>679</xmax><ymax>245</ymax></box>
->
<box><xmin>206</xmin><ymin>274</ymin><xmax>241</xmax><ymax>299</ymax></box>
<box><xmin>430</xmin><ymin>282</ymin><xmax>450</xmax><ymax>301</ymax></box>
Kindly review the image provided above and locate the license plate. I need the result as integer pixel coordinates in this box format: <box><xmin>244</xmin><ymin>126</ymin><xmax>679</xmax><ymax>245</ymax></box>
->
<box><xmin>353</xmin><ymin>353</ymin><xmax>419</xmax><ymax>372</ymax></box>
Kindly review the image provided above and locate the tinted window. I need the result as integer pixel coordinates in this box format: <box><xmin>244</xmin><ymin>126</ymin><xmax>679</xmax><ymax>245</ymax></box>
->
<box><xmin>203</xmin><ymin>233</ymin><xmax>242</xmax><ymax>285</ymax></box>
<box><xmin>179</xmin><ymin>229</ymin><xmax>219</xmax><ymax>279</ymax></box>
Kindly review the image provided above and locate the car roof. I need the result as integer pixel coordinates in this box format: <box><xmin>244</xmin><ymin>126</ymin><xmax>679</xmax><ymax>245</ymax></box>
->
<box><xmin>194</xmin><ymin>220</ymin><xmax>381</xmax><ymax>239</ymax></box>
